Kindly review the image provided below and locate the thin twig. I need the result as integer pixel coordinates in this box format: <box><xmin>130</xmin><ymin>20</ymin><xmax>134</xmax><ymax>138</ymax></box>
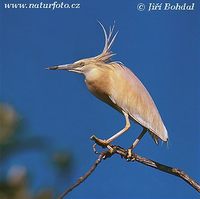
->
<box><xmin>58</xmin><ymin>137</ymin><xmax>200</xmax><ymax>198</ymax></box>
<box><xmin>58</xmin><ymin>152</ymin><xmax>106</xmax><ymax>199</ymax></box>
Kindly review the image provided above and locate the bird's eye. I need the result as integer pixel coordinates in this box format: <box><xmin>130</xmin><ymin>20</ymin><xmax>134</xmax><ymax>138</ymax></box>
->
<box><xmin>79</xmin><ymin>62</ymin><xmax>85</xmax><ymax>67</ymax></box>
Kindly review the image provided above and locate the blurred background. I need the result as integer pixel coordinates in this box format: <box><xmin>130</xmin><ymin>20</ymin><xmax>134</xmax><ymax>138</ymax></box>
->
<box><xmin>0</xmin><ymin>0</ymin><xmax>200</xmax><ymax>199</ymax></box>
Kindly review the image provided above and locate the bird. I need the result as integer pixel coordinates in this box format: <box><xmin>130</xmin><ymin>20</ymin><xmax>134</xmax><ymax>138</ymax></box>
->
<box><xmin>47</xmin><ymin>23</ymin><xmax>168</xmax><ymax>153</ymax></box>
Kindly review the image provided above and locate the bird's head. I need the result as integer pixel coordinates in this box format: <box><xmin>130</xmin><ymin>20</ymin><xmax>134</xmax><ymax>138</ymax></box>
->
<box><xmin>47</xmin><ymin>58</ymin><xmax>95</xmax><ymax>74</ymax></box>
<box><xmin>47</xmin><ymin>22</ymin><xmax>118</xmax><ymax>75</ymax></box>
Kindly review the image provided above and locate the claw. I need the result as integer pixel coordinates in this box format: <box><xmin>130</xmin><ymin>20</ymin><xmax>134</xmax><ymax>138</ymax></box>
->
<box><xmin>127</xmin><ymin>149</ymin><xmax>132</xmax><ymax>158</ymax></box>
<box><xmin>126</xmin><ymin>148</ymin><xmax>135</xmax><ymax>161</ymax></box>
<box><xmin>92</xmin><ymin>143</ymin><xmax>99</xmax><ymax>154</ymax></box>
<box><xmin>107</xmin><ymin>145</ymin><xmax>115</xmax><ymax>154</ymax></box>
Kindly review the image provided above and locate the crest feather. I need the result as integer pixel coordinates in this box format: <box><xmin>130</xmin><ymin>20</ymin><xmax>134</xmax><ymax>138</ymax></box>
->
<box><xmin>95</xmin><ymin>21</ymin><xmax>118</xmax><ymax>63</ymax></box>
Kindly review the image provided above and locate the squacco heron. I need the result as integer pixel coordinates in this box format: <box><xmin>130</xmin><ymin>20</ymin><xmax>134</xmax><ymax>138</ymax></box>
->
<box><xmin>48</xmin><ymin>23</ymin><xmax>168</xmax><ymax>153</ymax></box>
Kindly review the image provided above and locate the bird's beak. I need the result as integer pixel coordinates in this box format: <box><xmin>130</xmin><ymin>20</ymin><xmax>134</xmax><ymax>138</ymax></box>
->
<box><xmin>47</xmin><ymin>64</ymin><xmax>74</xmax><ymax>71</ymax></box>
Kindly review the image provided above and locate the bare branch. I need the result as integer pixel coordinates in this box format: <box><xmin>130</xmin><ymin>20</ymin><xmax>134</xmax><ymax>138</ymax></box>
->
<box><xmin>57</xmin><ymin>152</ymin><xmax>106</xmax><ymax>199</ymax></box>
<box><xmin>58</xmin><ymin>137</ymin><xmax>200</xmax><ymax>199</ymax></box>
<box><xmin>113</xmin><ymin>145</ymin><xmax>200</xmax><ymax>193</ymax></box>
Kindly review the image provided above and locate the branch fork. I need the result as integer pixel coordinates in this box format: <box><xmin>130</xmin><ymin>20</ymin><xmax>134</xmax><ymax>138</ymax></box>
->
<box><xmin>90</xmin><ymin>135</ymin><xmax>135</xmax><ymax>160</ymax></box>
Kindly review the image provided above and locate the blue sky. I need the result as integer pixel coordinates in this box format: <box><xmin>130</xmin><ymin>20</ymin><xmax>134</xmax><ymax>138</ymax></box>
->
<box><xmin>1</xmin><ymin>0</ymin><xmax>200</xmax><ymax>198</ymax></box>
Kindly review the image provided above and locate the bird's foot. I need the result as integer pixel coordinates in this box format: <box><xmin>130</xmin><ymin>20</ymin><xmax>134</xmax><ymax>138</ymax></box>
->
<box><xmin>126</xmin><ymin>148</ymin><xmax>136</xmax><ymax>161</ymax></box>
<box><xmin>90</xmin><ymin>135</ymin><xmax>114</xmax><ymax>155</ymax></box>
<box><xmin>90</xmin><ymin>135</ymin><xmax>109</xmax><ymax>148</ymax></box>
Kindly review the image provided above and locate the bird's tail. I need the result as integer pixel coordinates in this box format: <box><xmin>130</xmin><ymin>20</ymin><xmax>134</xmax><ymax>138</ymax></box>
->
<box><xmin>150</xmin><ymin>131</ymin><xmax>169</xmax><ymax>145</ymax></box>
<box><xmin>150</xmin><ymin>132</ymin><xmax>159</xmax><ymax>144</ymax></box>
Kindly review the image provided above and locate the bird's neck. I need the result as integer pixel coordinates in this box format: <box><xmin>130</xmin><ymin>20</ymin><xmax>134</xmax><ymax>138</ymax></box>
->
<box><xmin>84</xmin><ymin>65</ymin><xmax>112</xmax><ymax>92</ymax></box>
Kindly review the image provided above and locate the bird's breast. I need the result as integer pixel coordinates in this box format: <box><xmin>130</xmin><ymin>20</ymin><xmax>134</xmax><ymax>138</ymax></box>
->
<box><xmin>84</xmin><ymin>68</ymin><xmax>115</xmax><ymax>107</ymax></box>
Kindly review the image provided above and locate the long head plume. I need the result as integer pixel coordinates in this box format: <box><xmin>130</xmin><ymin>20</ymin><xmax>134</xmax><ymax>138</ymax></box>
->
<box><xmin>47</xmin><ymin>22</ymin><xmax>118</xmax><ymax>73</ymax></box>
<box><xmin>95</xmin><ymin>21</ymin><xmax>118</xmax><ymax>63</ymax></box>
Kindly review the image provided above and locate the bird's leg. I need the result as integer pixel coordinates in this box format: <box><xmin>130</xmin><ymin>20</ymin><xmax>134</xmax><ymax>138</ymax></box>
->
<box><xmin>91</xmin><ymin>111</ymin><xmax>130</xmax><ymax>150</ymax></box>
<box><xmin>106</xmin><ymin>111</ymin><xmax>130</xmax><ymax>144</ymax></box>
<box><xmin>127</xmin><ymin>128</ymin><xmax>147</xmax><ymax>159</ymax></box>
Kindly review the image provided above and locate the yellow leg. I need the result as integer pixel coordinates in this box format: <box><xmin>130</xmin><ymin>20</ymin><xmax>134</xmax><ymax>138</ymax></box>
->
<box><xmin>95</xmin><ymin>111</ymin><xmax>130</xmax><ymax>147</ymax></box>
<box><xmin>91</xmin><ymin>111</ymin><xmax>130</xmax><ymax>148</ymax></box>
<box><xmin>106</xmin><ymin>111</ymin><xmax>130</xmax><ymax>143</ymax></box>
<box><xmin>130</xmin><ymin>128</ymin><xmax>147</xmax><ymax>149</ymax></box>
<box><xmin>127</xmin><ymin>128</ymin><xmax>147</xmax><ymax>158</ymax></box>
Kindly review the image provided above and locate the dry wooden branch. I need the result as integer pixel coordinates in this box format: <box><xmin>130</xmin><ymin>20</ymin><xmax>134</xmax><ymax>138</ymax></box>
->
<box><xmin>112</xmin><ymin>145</ymin><xmax>200</xmax><ymax>193</ymax></box>
<box><xmin>58</xmin><ymin>152</ymin><xmax>106</xmax><ymax>199</ymax></box>
<box><xmin>58</xmin><ymin>136</ymin><xmax>200</xmax><ymax>199</ymax></box>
